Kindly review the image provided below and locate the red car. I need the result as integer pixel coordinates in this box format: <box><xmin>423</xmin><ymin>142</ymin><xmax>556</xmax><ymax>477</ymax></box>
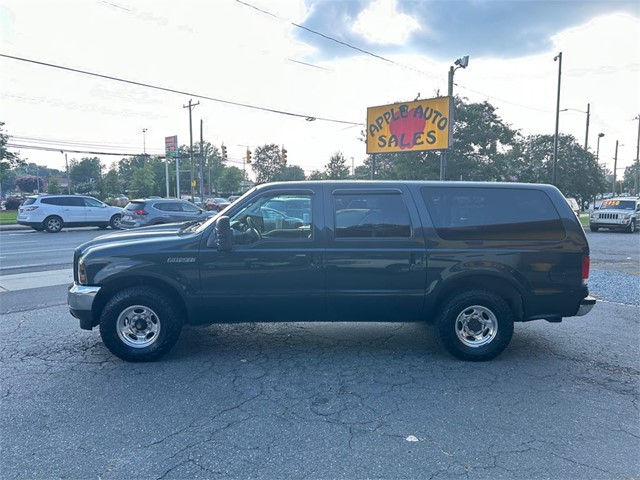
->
<box><xmin>205</xmin><ymin>197</ymin><xmax>231</xmax><ymax>212</ymax></box>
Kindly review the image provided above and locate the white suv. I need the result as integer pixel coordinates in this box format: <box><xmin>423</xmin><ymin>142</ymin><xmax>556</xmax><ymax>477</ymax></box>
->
<box><xmin>589</xmin><ymin>197</ymin><xmax>640</xmax><ymax>233</ymax></box>
<box><xmin>17</xmin><ymin>195</ymin><xmax>123</xmax><ymax>233</ymax></box>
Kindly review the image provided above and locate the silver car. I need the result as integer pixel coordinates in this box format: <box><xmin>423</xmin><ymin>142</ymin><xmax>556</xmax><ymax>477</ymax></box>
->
<box><xmin>589</xmin><ymin>197</ymin><xmax>640</xmax><ymax>233</ymax></box>
<box><xmin>119</xmin><ymin>198</ymin><xmax>215</xmax><ymax>229</ymax></box>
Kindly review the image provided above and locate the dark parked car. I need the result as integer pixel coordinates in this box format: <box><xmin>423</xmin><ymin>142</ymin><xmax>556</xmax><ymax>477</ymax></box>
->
<box><xmin>69</xmin><ymin>181</ymin><xmax>594</xmax><ymax>362</ymax></box>
<box><xmin>119</xmin><ymin>198</ymin><xmax>214</xmax><ymax>229</ymax></box>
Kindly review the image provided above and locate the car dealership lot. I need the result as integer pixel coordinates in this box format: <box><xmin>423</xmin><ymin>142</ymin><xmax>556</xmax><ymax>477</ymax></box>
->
<box><xmin>0</xmin><ymin>227</ymin><xmax>638</xmax><ymax>479</ymax></box>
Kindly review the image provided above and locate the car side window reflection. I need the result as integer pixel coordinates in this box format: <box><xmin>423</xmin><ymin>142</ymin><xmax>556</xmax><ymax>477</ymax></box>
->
<box><xmin>230</xmin><ymin>193</ymin><xmax>313</xmax><ymax>244</ymax></box>
<box><xmin>333</xmin><ymin>193</ymin><xmax>411</xmax><ymax>238</ymax></box>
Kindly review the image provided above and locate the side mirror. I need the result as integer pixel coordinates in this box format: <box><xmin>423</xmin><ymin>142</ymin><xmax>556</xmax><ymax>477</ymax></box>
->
<box><xmin>215</xmin><ymin>216</ymin><xmax>233</xmax><ymax>251</ymax></box>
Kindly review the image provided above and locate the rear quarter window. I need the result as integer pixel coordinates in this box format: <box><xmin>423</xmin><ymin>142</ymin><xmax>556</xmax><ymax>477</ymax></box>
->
<box><xmin>421</xmin><ymin>187</ymin><xmax>566</xmax><ymax>241</ymax></box>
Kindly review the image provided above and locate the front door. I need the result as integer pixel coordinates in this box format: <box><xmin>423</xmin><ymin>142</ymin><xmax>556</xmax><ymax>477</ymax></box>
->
<box><xmin>199</xmin><ymin>188</ymin><xmax>325</xmax><ymax>323</ymax></box>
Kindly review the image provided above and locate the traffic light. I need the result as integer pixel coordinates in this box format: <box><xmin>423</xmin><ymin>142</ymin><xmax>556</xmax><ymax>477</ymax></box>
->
<box><xmin>246</xmin><ymin>148</ymin><xmax>252</xmax><ymax>164</ymax></box>
<box><xmin>281</xmin><ymin>145</ymin><xmax>287</xmax><ymax>165</ymax></box>
<box><xmin>221</xmin><ymin>144</ymin><xmax>227</xmax><ymax>161</ymax></box>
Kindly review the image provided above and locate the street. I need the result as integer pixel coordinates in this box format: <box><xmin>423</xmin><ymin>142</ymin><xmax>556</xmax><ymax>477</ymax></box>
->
<box><xmin>0</xmin><ymin>227</ymin><xmax>638</xmax><ymax>479</ymax></box>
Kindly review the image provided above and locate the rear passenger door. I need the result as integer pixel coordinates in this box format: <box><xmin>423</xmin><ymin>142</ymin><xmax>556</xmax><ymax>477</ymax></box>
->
<box><xmin>324</xmin><ymin>187</ymin><xmax>427</xmax><ymax>321</ymax></box>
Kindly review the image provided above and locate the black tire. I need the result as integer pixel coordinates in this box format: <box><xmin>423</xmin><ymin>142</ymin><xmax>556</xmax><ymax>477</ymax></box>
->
<box><xmin>99</xmin><ymin>286</ymin><xmax>183</xmax><ymax>362</ymax></box>
<box><xmin>590</xmin><ymin>226</ymin><xmax>599</xmax><ymax>232</ymax></box>
<box><xmin>110</xmin><ymin>214</ymin><xmax>122</xmax><ymax>230</ymax></box>
<box><xmin>436</xmin><ymin>290</ymin><xmax>514</xmax><ymax>361</ymax></box>
<box><xmin>625</xmin><ymin>219</ymin><xmax>636</xmax><ymax>233</ymax></box>
<box><xmin>44</xmin><ymin>216</ymin><xmax>63</xmax><ymax>233</ymax></box>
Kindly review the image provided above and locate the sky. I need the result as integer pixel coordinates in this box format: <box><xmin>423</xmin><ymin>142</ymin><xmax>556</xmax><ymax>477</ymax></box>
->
<box><xmin>1</xmin><ymin>0</ymin><xmax>639</xmax><ymax>183</ymax></box>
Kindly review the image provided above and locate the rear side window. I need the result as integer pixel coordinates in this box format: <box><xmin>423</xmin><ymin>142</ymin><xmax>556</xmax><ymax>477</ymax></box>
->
<box><xmin>333</xmin><ymin>193</ymin><xmax>411</xmax><ymax>238</ymax></box>
<box><xmin>153</xmin><ymin>202</ymin><xmax>182</xmax><ymax>212</ymax></box>
<box><xmin>41</xmin><ymin>197</ymin><xmax>68</xmax><ymax>206</ymax></box>
<box><xmin>22</xmin><ymin>198</ymin><xmax>36</xmax><ymax>206</ymax></box>
<box><xmin>421</xmin><ymin>187</ymin><xmax>565</xmax><ymax>241</ymax></box>
<box><xmin>125</xmin><ymin>201</ymin><xmax>147</xmax><ymax>211</ymax></box>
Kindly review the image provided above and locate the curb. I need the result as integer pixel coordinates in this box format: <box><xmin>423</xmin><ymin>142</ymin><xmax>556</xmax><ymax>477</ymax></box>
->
<box><xmin>0</xmin><ymin>224</ymin><xmax>30</xmax><ymax>231</ymax></box>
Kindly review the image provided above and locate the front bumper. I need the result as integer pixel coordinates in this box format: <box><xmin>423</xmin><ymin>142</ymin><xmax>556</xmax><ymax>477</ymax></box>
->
<box><xmin>68</xmin><ymin>283</ymin><xmax>101</xmax><ymax>330</ymax></box>
<box><xmin>576</xmin><ymin>296</ymin><xmax>596</xmax><ymax>316</ymax></box>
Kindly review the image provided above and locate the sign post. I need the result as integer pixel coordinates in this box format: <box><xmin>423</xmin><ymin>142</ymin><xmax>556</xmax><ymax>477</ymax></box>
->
<box><xmin>165</xmin><ymin>135</ymin><xmax>178</xmax><ymax>198</ymax></box>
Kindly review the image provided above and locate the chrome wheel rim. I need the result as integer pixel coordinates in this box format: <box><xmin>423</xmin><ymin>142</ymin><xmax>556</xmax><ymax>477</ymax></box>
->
<box><xmin>112</xmin><ymin>216</ymin><xmax>121</xmax><ymax>229</ymax></box>
<box><xmin>116</xmin><ymin>305</ymin><xmax>161</xmax><ymax>348</ymax></box>
<box><xmin>455</xmin><ymin>305</ymin><xmax>498</xmax><ymax>348</ymax></box>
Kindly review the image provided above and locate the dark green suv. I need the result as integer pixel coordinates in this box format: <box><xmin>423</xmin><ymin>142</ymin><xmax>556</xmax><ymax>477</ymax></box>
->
<box><xmin>69</xmin><ymin>181</ymin><xmax>595</xmax><ymax>362</ymax></box>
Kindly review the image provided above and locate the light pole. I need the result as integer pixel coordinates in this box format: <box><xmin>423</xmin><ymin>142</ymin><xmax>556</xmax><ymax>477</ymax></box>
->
<box><xmin>440</xmin><ymin>55</ymin><xmax>469</xmax><ymax>181</ymax></box>
<box><xmin>596</xmin><ymin>133</ymin><xmax>605</xmax><ymax>162</ymax></box>
<box><xmin>634</xmin><ymin>114</ymin><xmax>639</xmax><ymax>195</ymax></box>
<box><xmin>613</xmin><ymin>141</ymin><xmax>624</xmax><ymax>195</ymax></box>
<box><xmin>552</xmin><ymin>52</ymin><xmax>562</xmax><ymax>185</ymax></box>
<box><xmin>142</xmin><ymin>128</ymin><xmax>147</xmax><ymax>155</ymax></box>
<box><xmin>560</xmin><ymin>103</ymin><xmax>590</xmax><ymax>149</ymax></box>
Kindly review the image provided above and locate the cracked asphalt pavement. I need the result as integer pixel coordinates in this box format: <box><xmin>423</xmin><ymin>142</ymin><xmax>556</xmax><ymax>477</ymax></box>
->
<box><xmin>1</xmin><ymin>300</ymin><xmax>638</xmax><ymax>479</ymax></box>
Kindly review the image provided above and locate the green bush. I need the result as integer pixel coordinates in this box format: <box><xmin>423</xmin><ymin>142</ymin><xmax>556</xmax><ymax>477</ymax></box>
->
<box><xmin>4</xmin><ymin>196</ymin><xmax>23</xmax><ymax>210</ymax></box>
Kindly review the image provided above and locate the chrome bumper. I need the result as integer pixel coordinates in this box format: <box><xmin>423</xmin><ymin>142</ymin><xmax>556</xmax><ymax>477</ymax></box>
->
<box><xmin>68</xmin><ymin>284</ymin><xmax>101</xmax><ymax>312</ymax></box>
<box><xmin>576</xmin><ymin>296</ymin><xmax>596</xmax><ymax>316</ymax></box>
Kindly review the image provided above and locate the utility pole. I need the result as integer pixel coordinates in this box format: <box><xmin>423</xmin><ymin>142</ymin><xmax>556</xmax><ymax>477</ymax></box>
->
<box><xmin>199</xmin><ymin>119</ymin><xmax>205</xmax><ymax>200</ymax></box>
<box><xmin>142</xmin><ymin>128</ymin><xmax>147</xmax><ymax>155</ymax></box>
<box><xmin>441</xmin><ymin>56</ymin><xmax>468</xmax><ymax>181</ymax></box>
<box><xmin>183</xmin><ymin>99</ymin><xmax>199</xmax><ymax>202</ymax></box>
<box><xmin>584</xmin><ymin>103</ymin><xmax>590</xmax><ymax>150</ymax></box>
<box><xmin>634</xmin><ymin>114</ymin><xmax>640</xmax><ymax>195</ymax></box>
<box><xmin>613</xmin><ymin>140</ymin><xmax>619</xmax><ymax>195</ymax></box>
<box><xmin>552</xmin><ymin>52</ymin><xmax>562</xmax><ymax>185</ymax></box>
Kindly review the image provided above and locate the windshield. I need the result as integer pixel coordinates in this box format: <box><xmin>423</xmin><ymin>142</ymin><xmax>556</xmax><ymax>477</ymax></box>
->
<box><xmin>599</xmin><ymin>200</ymin><xmax>635</xmax><ymax>210</ymax></box>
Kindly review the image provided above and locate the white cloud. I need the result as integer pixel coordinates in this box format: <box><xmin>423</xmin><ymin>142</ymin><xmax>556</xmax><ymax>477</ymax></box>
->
<box><xmin>353</xmin><ymin>0</ymin><xmax>422</xmax><ymax>45</ymax></box>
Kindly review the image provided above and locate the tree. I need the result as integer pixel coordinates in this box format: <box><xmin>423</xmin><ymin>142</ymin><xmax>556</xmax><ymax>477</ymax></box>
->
<box><xmin>70</xmin><ymin>157</ymin><xmax>102</xmax><ymax>185</ymax></box>
<box><xmin>129</xmin><ymin>164</ymin><xmax>156</xmax><ymax>198</ymax></box>
<box><xmin>101</xmin><ymin>167</ymin><xmax>121</xmax><ymax>196</ymax></box>
<box><xmin>15</xmin><ymin>175</ymin><xmax>39</xmax><ymax>193</ymax></box>
<box><xmin>217</xmin><ymin>166</ymin><xmax>244</xmax><ymax>194</ymax></box>
<box><xmin>48</xmin><ymin>177</ymin><xmax>62</xmax><ymax>194</ymax></box>
<box><xmin>250</xmin><ymin>144</ymin><xmax>284</xmax><ymax>183</ymax></box>
<box><xmin>324</xmin><ymin>152</ymin><xmax>351</xmax><ymax>179</ymax></box>
<box><xmin>0</xmin><ymin>122</ymin><xmax>25</xmax><ymax>196</ymax></box>
<box><xmin>273</xmin><ymin>165</ymin><xmax>306</xmax><ymax>181</ymax></box>
<box><xmin>622</xmin><ymin>162</ymin><xmax>640</xmax><ymax>195</ymax></box>
<box><xmin>307</xmin><ymin>170</ymin><xmax>327</xmax><ymax>180</ymax></box>
<box><xmin>507</xmin><ymin>133</ymin><xmax>606</xmax><ymax>203</ymax></box>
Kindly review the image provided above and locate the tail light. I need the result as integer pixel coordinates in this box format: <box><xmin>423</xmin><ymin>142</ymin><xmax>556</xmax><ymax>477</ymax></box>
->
<box><xmin>582</xmin><ymin>255</ymin><xmax>590</xmax><ymax>285</ymax></box>
<box><xmin>23</xmin><ymin>206</ymin><xmax>39</xmax><ymax>211</ymax></box>
<box><xmin>133</xmin><ymin>209</ymin><xmax>148</xmax><ymax>216</ymax></box>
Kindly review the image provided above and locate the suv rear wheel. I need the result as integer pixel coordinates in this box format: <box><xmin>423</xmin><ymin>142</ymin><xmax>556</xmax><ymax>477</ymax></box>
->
<box><xmin>44</xmin><ymin>216</ymin><xmax>63</xmax><ymax>233</ymax></box>
<box><xmin>99</xmin><ymin>286</ymin><xmax>183</xmax><ymax>362</ymax></box>
<box><xmin>436</xmin><ymin>290</ymin><xmax>514</xmax><ymax>361</ymax></box>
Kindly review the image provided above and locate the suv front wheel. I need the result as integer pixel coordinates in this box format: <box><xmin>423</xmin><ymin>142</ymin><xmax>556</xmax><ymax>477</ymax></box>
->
<box><xmin>99</xmin><ymin>286</ymin><xmax>183</xmax><ymax>362</ymax></box>
<box><xmin>436</xmin><ymin>290</ymin><xmax>514</xmax><ymax>361</ymax></box>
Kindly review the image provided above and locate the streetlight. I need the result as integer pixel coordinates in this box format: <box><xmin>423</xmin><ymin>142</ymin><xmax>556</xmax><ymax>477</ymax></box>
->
<box><xmin>560</xmin><ymin>103</ymin><xmax>590</xmax><ymax>149</ymax></box>
<box><xmin>552</xmin><ymin>52</ymin><xmax>562</xmax><ymax>185</ymax></box>
<box><xmin>142</xmin><ymin>128</ymin><xmax>148</xmax><ymax>155</ymax></box>
<box><xmin>596</xmin><ymin>133</ymin><xmax>605</xmax><ymax>162</ymax></box>
<box><xmin>440</xmin><ymin>55</ymin><xmax>469</xmax><ymax>181</ymax></box>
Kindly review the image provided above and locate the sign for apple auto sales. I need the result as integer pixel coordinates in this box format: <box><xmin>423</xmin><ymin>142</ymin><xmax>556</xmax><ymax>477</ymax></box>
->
<box><xmin>366</xmin><ymin>97</ymin><xmax>453</xmax><ymax>154</ymax></box>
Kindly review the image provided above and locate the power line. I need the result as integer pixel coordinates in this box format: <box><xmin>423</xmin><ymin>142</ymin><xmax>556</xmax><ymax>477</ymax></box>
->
<box><xmin>233</xmin><ymin>0</ymin><xmax>440</xmax><ymax>81</ymax></box>
<box><xmin>7</xmin><ymin>143</ymin><xmax>160</xmax><ymax>157</ymax></box>
<box><xmin>0</xmin><ymin>53</ymin><xmax>363</xmax><ymax>126</ymax></box>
